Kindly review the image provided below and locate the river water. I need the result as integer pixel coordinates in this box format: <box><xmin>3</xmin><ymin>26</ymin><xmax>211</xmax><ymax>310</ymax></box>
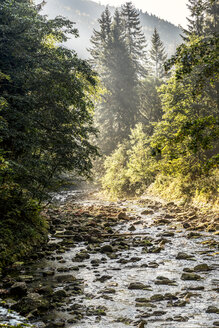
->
<box><xmin>0</xmin><ymin>190</ymin><xmax>218</xmax><ymax>327</ymax></box>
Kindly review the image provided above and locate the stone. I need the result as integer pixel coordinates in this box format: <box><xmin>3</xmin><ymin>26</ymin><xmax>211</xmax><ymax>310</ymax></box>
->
<box><xmin>128</xmin><ymin>282</ymin><xmax>150</xmax><ymax>290</ymax></box>
<box><xmin>152</xmin><ymin>310</ymin><xmax>166</xmax><ymax>316</ymax></box>
<box><xmin>206</xmin><ymin>306</ymin><xmax>219</xmax><ymax>314</ymax></box>
<box><xmin>97</xmin><ymin>275</ymin><xmax>112</xmax><ymax>283</ymax></box>
<box><xmin>128</xmin><ymin>225</ymin><xmax>136</xmax><ymax>231</ymax></box>
<box><xmin>56</xmin><ymin>274</ymin><xmax>76</xmax><ymax>283</ymax></box>
<box><xmin>176</xmin><ymin>252</ymin><xmax>194</xmax><ymax>260</ymax></box>
<box><xmin>193</xmin><ymin>263</ymin><xmax>211</xmax><ymax>272</ymax></box>
<box><xmin>181</xmin><ymin>273</ymin><xmax>201</xmax><ymax>281</ymax></box>
<box><xmin>187</xmin><ymin>232</ymin><xmax>202</xmax><ymax>239</ymax></box>
<box><xmin>10</xmin><ymin>282</ymin><xmax>27</xmax><ymax>297</ymax></box>
<box><xmin>150</xmin><ymin>294</ymin><xmax>164</xmax><ymax>302</ymax></box>
<box><xmin>118</xmin><ymin>212</ymin><xmax>130</xmax><ymax>220</ymax></box>
<box><xmin>12</xmin><ymin>292</ymin><xmax>50</xmax><ymax>314</ymax></box>
<box><xmin>53</xmin><ymin>289</ymin><xmax>67</xmax><ymax>299</ymax></box>
<box><xmin>155</xmin><ymin>276</ymin><xmax>176</xmax><ymax>285</ymax></box>
<box><xmin>43</xmin><ymin>270</ymin><xmax>55</xmax><ymax>276</ymax></box>
<box><xmin>141</xmin><ymin>209</ymin><xmax>154</xmax><ymax>215</ymax></box>
<box><xmin>18</xmin><ymin>275</ymin><xmax>34</xmax><ymax>282</ymax></box>
<box><xmin>100</xmin><ymin>245</ymin><xmax>113</xmax><ymax>253</ymax></box>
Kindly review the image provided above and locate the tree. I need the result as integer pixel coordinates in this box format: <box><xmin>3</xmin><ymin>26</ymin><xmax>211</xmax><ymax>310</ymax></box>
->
<box><xmin>149</xmin><ymin>28</ymin><xmax>167</xmax><ymax>79</ymax></box>
<box><xmin>121</xmin><ymin>1</ymin><xmax>148</xmax><ymax>77</ymax></box>
<box><xmin>181</xmin><ymin>0</ymin><xmax>205</xmax><ymax>40</ymax></box>
<box><xmin>89</xmin><ymin>6</ymin><xmax>112</xmax><ymax>76</ymax></box>
<box><xmin>89</xmin><ymin>5</ymin><xmax>147</xmax><ymax>154</ymax></box>
<box><xmin>204</xmin><ymin>0</ymin><xmax>219</xmax><ymax>34</ymax></box>
<box><xmin>0</xmin><ymin>0</ymin><xmax>98</xmax><ymax>200</ymax></box>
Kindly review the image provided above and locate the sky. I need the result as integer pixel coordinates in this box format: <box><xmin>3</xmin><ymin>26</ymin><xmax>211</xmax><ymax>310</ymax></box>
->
<box><xmin>96</xmin><ymin>0</ymin><xmax>189</xmax><ymax>27</ymax></box>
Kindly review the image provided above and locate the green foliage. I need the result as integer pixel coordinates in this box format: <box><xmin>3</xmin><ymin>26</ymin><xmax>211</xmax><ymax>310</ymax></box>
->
<box><xmin>102</xmin><ymin>124</ymin><xmax>157</xmax><ymax>196</ymax></box>
<box><xmin>149</xmin><ymin>28</ymin><xmax>167</xmax><ymax>79</ymax></box>
<box><xmin>0</xmin><ymin>0</ymin><xmax>99</xmax><ymax>269</ymax></box>
<box><xmin>101</xmin><ymin>0</ymin><xmax>219</xmax><ymax>206</ymax></box>
<box><xmin>138</xmin><ymin>77</ymin><xmax>164</xmax><ymax>131</ymax></box>
<box><xmin>102</xmin><ymin>143</ymin><xmax>130</xmax><ymax>197</ymax></box>
<box><xmin>0</xmin><ymin>182</ymin><xmax>47</xmax><ymax>269</ymax></box>
<box><xmin>0</xmin><ymin>0</ymin><xmax>98</xmax><ymax>200</ymax></box>
<box><xmin>89</xmin><ymin>3</ymin><xmax>148</xmax><ymax>155</ymax></box>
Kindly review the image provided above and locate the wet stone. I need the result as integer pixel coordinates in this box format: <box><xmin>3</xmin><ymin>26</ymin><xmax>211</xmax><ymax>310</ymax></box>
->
<box><xmin>128</xmin><ymin>282</ymin><xmax>151</xmax><ymax>290</ymax></box>
<box><xmin>10</xmin><ymin>282</ymin><xmax>27</xmax><ymax>297</ymax></box>
<box><xmin>100</xmin><ymin>244</ymin><xmax>114</xmax><ymax>253</ymax></box>
<box><xmin>56</xmin><ymin>274</ymin><xmax>76</xmax><ymax>283</ymax></box>
<box><xmin>176</xmin><ymin>252</ymin><xmax>194</xmax><ymax>260</ymax></box>
<box><xmin>193</xmin><ymin>263</ymin><xmax>211</xmax><ymax>272</ymax></box>
<box><xmin>155</xmin><ymin>276</ymin><xmax>177</xmax><ymax>286</ymax></box>
<box><xmin>181</xmin><ymin>273</ymin><xmax>202</xmax><ymax>281</ymax></box>
<box><xmin>206</xmin><ymin>306</ymin><xmax>219</xmax><ymax>314</ymax></box>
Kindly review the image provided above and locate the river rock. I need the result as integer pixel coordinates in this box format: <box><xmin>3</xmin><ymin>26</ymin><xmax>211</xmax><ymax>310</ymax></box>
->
<box><xmin>155</xmin><ymin>276</ymin><xmax>176</xmax><ymax>285</ymax></box>
<box><xmin>45</xmin><ymin>320</ymin><xmax>65</xmax><ymax>328</ymax></box>
<box><xmin>100</xmin><ymin>244</ymin><xmax>114</xmax><ymax>253</ymax></box>
<box><xmin>206</xmin><ymin>306</ymin><xmax>219</xmax><ymax>314</ymax></box>
<box><xmin>128</xmin><ymin>225</ymin><xmax>136</xmax><ymax>231</ymax></box>
<box><xmin>10</xmin><ymin>282</ymin><xmax>27</xmax><ymax>297</ymax></box>
<box><xmin>12</xmin><ymin>292</ymin><xmax>50</xmax><ymax>314</ymax></box>
<box><xmin>141</xmin><ymin>209</ymin><xmax>154</xmax><ymax>215</ymax></box>
<box><xmin>43</xmin><ymin>269</ymin><xmax>55</xmax><ymax>276</ymax></box>
<box><xmin>56</xmin><ymin>274</ymin><xmax>76</xmax><ymax>283</ymax></box>
<box><xmin>181</xmin><ymin>273</ymin><xmax>201</xmax><ymax>281</ymax></box>
<box><xmin>128</xmin><ymin>282</ymin><xmax>150</xmax><ymax>290</ymax></box>
<box><xmin>176</xmin><ymin>252</ymin><xmax>194</xmax><ymax>260</ymax></box>
<box><xmin>53</xmin><ymin>289</ymin><xmax>67</xmax><ymax>299</ymax></box>
<box><xmin>150</xmin><ymin>294</ymin><xmax>164</xmax><ymax>301</ymax></box>
<box><xmin>97</xmin><ymin>275</ymin><xmax>112</xmax><ymax>283</ymax></box>
<box><xmin>118</xmin><ymin>212</ymin><xmax>130</xmax><ymax>220</ymax></box>
<box><xmin>193</xmin><ymin>263</ymin><xmax>211</xmax><ymax>272</ymax></box>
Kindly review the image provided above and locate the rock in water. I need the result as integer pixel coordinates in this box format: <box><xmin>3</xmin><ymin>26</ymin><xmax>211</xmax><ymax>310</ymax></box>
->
<box><xmin>118</xmin><ymin>212</ymin><xmax>129</xmax><ymax>220</ymax></box>
<box><xmin>10</xmin><ymin>282</ymin><xmax>27</xmax><ymax>297</ymax></box>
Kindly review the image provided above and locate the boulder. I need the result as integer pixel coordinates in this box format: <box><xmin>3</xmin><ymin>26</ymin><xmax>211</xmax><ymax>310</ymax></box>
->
<box><xmin>10</xmin><ymin>282</ymin><xmax>27</xmax><ymax>297</ymax></box>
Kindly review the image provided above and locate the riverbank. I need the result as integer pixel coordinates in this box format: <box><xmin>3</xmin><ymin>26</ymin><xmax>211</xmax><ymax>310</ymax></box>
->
<box><xmin>0</xmin><ymin>191</ymin><xmax>218</xmax><ymax>327</ymax></box>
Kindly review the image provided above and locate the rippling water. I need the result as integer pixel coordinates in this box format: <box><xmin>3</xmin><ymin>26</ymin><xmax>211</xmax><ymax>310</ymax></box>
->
<box><xmin>1</xmin><ymin>191</ymin><xmax>218</xmax><ymax>328</ymax></box>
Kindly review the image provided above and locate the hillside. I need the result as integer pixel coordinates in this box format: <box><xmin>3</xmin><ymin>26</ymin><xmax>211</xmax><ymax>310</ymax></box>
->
<box><xmin>41</xmin><ymin>0</ymin><xmax>182</xmax><ymax>58</ymax></box>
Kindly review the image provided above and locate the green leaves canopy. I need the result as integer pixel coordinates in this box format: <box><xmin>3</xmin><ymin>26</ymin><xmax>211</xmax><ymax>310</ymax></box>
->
<box><xmin>0</xmin><ymin>0</ymin><xmax>98</xmax><ymax>199</ymax></box>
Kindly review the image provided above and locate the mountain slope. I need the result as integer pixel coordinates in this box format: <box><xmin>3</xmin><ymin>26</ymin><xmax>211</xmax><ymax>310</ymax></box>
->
<box><xmin>42</xmin><ymin>0</ymin><xmax>182</xmax><ymax>58</ymax></box>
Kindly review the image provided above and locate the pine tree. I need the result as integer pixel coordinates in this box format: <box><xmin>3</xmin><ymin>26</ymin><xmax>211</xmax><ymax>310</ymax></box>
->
<box><xmin>91</xmin><ymin>9</ymin><xmax>138</xmax><ymax>154</ymax></box>
<box><xmin>149</xmin><ymin>28</ymin><xmax>167</xmax><ymax>79</ymax></box>
<box><xmin>89</xmin><ymin>6</ymin><xmax>112</xmax><ymax>75</ymax></box>
<box><xmin>204</xmin><ymin>0</ymin><xmax>219</xmax><ymax>34</ymax></box>
<box><xmin>182</xmin><ymin>0</ymin><xmax>205</xmax><ymax>39</ymax></box>
<box><xmin>121</xmin><ymin>1</ymin><xmax>147</xmax><ymax>77</ymax></box>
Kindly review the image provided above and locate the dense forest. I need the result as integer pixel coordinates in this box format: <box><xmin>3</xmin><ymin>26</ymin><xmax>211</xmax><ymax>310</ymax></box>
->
<box><xmin>91</xmin><ymin>1</ymin><xmax>219</xmax><ymax>205</ymax></box>
<box><xmin>0</xmin><ymin>0</ymin><xmax>99</xmax><ymax>268</ymax></box>
<box><xmin>40</xmin><ymin>0</ymin><xmax>182</xmax><ymax>58</ymax></box>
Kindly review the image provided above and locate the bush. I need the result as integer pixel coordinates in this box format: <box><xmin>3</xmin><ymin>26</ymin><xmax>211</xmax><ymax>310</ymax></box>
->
<box><xmin>0</xmin><ymin>183</ymin><xmax>48</xmax><ymax>269</ymax></box>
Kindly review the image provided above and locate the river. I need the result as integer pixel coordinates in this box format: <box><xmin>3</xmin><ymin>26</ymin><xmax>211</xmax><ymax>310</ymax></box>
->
<box><xmin>0</xmin><ymin>190</ymin><xmax>218</xmax><ymax>327</ymax></box>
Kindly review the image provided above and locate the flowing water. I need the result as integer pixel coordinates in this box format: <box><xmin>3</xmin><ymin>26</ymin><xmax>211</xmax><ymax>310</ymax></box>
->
<box><xmin>0</xmin><ymin>190</ymin><xmax>218</xmax><ymax>328</ymax></box>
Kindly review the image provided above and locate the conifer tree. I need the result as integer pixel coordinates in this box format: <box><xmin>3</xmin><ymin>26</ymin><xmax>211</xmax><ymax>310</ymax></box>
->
<box><xmin>204</xmin><ymin>0</ymin><xmax>219</xmax><ymax>34</ymax></box>
<box><xmin>182</xmin><ymin>0</ymin><xmax>205</xmax><ymax>39</ymax></box>
<box><xmin>121</xmin><ymin>2</ymin><xmax>148</xmax><ymax>77</ymax></box>
<box><xmin>89</xmin><ymin>6</ymin><xmax>112</xmax><ymax>76</ymax></box>
<box><xmin>149</xmin><ymin>28</ymin><xmax>167</xmax><ymax>79</ymax></box>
